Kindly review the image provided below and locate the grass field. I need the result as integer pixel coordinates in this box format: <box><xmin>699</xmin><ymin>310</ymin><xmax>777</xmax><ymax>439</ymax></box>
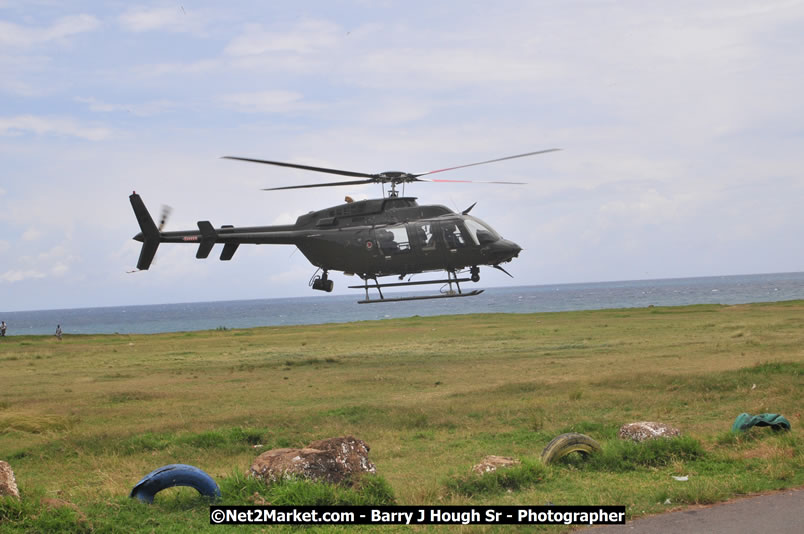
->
<box><xmin>1</xmin><ymin>300</ymin><xmax>802</xmax><ymax>532</ymax></box>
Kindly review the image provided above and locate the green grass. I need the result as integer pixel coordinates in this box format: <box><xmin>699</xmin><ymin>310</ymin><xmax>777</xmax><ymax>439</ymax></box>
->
<box><xmin>1</xmin><ymin>301</ymin><xmax>802</xmax><ymax>532</ymax></box>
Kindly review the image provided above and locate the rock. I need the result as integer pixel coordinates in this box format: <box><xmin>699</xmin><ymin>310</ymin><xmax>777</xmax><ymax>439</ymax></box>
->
<box><xmin>250</xmin><ymin>436</ymin><xmax>376</xmax><ymax>485</ymax></box>
<box><xmin>618</xmin><ymin>422</ymin><xmax>681</xmax><ymax>442</ymax></box>
<box><xmin>0</xmin><ymin>460</ymin><xmax>20</xmax><ymax>499</ymax></box>
<box><xmin>471</xmin><ymin>455</ymin><xmax>520</xmax><ymax>475</ymax></box>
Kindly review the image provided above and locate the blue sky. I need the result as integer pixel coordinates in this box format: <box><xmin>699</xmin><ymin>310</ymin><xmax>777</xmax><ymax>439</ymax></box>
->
<box><xmin>1</xmin><ymin>1</ymin><xmax>803</xmax><ymax>311</ymax></box>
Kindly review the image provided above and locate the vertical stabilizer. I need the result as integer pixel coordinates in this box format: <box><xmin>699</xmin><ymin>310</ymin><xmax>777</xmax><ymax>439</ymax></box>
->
<box><xmin>129</xmin><ymin>193</ymin><xmax>160</xmax><ymax>270</ymax></box>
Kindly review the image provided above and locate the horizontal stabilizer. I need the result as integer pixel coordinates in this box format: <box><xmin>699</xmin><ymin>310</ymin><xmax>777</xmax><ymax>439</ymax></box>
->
<box><xmin>196</xmin><ymin>241</ymin><xmax>214</xmax><ymax>259</ymax></box>
<box><xmin>220</xmin><ymin>243</ymin><xmax>239</xmax><ymax>261</ymax></box>
<box><xmin>137</xmin><ymin>240</ymin><xmax>160</xmax><ymax>271</ymax></box>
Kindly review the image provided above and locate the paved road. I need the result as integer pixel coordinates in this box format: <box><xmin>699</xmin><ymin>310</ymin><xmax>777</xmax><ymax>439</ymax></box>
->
<box><xmin>587</xmin><ymin>487</ymin><xmax>803</xmax><ymax>534</ymax></box>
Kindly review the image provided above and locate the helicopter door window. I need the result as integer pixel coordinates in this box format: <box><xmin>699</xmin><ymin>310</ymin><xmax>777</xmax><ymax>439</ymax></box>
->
<box><xmin>442</xmin><ymin>222</ymin><xmax>469</xmax><ymax>250</ymax></box>
<box><xmin>378</xmin><ymin>225</ymin><xmax>410</xmax><ymax>255</ymax></box>
<box><xmin>412</xmin><ymin>223</ymin><xmax>437</xmax><ymax>251</ymax></box>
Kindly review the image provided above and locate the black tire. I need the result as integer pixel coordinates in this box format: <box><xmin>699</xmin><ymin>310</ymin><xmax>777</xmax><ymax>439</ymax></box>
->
<box><xmin>130</xmin><ymin>464</ymin><xmax>220</xmax><ymax>503</ymax></box>
<box><xmin>540</xmin><ymin>432</ymin><xmax>601</xmax><ymax>465</ymax></box>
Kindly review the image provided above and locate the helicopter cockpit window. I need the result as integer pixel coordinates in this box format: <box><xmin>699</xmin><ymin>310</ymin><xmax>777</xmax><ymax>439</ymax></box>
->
<box><xmin>464</xmin><ymin>217</ymin><xmax>499</xmax><ymax>246</ymax></box>
<box><xmin>441</xmin><ymin>222</ymin><xmax>469</xmax><ymax>249</ymax></box>
<box><xmin>377</xmin><ymin>225</ymin><xmax>410</xmax><ymax>254</ymax></box>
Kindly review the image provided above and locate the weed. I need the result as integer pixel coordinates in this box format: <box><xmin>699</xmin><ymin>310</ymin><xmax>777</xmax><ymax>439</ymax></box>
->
<box><xmin>284</xmin><ymin>357</ymin><xmax>339</xmax><ymax>366</ymax></box>
<box><xmin>0</xmin><ymin>491</ymin><xmax>91</xmax><ymax>533</ymax></box>
<box><xmin>582</xmin><ymin>436</ymin><xmax>705</xmax><ymax>471</ymax></box>
<box><xmin>106</xmin><ymin>391</ymin><xmax>158</xmax><ymax>404</ymax></box>
<box><xmin>177</xmin><ymin>426</ymin><xmax>266</xmax><ymax>450</ymax></box>
<box><xmin>529</xmin><ymin>407</ymin><xmax>546</xmax><ymax>431</ymax></box>
<box><xmin>444</xmin><ymin>459</ymin><xmax>547</xmax><ymax>497</ymax></box>
<box><xmin>558</xmin><ymin>421</ymin><xmax>618</xmax><ymax>440</ymax></box>
<box><xmin>219</xmin><ymin>470</ymin><xmax>395</xmax><ymax>506</ymax></box>
<box><xmin>0</xmin><ymin>413</ymin><xmax>72</xmax><ymax>434</ymax></box>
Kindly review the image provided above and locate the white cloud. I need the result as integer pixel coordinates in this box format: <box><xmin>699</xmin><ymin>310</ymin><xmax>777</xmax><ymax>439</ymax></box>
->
<box><xmin>75</xmin><ymin>96</ymin><xmax>177</xmax><ymax>117</ymax></box>
<box><xmin>0</xmin><ymin>269</ymin><xmax>47</xmax><ymax>283</ymax></box>
<box><xmin>358</xmin><ymin>48</ymin><xmax>564</xmax><ymax>87</ymax></box>
<box><xmin>0</xmin><ymin>115</ymin><xmax>110</xmax><ymax>140</ymax></box>
<box><xmin>220</xmin><ymin>91</ymin><xmax>304</xmax><ymax>113</ymax></box>
<box><xmin>118</xmin><ymin>6</ymin><xmax>208</xmax><ymax>34</ymax></box>
<box><xmin>22</xmin><ymin>228</ymin><xmax>42</xmax><ymax>241</ymax></box>
<box><xmin>127</xmin><ymin>59</ymin><xmax>222</xmax><ymax>80</ymax></box>
<box><xmin>225</xmin><ymin>20</ymin><xmax>342</xmax><ymax>56</ymax></box>
<box><xmin>4</xmin><ymin>244</ymin><xmax>79</xmax><ymax>283</ymax></box>
<box><xmin>0</xmin><ymin>14</ymin><xmax>100</xmax><ymax>48</ymax></box>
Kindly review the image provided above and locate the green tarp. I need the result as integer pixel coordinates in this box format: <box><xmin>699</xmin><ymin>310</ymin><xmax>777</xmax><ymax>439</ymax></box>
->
<box><xmin>731</xmin><ymin>413</ymin><xmax>791</xmax><ymax>433</ymax></box>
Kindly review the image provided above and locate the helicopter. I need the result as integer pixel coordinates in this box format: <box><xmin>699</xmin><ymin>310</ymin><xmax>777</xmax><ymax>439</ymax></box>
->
<box><xmin>130</xmin><ymin>148</ymin><xmax>559</xmax><ymax>303</ymax></box>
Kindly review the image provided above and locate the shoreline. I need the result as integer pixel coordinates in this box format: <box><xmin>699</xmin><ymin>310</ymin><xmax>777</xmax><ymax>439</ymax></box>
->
<box><xmin>1</xmin><ymin>298</ymin><xmax>803</xmax><ymax>339</ymax></box>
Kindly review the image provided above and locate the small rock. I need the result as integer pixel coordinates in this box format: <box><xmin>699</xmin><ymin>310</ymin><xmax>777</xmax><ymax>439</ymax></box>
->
<box><xmin>672</xmin><ymin>475</ymin><xmax>689</xmax><ymax>481</ymax></box>
<box><xmin>618</xmin><ymin>422</ymin><xmax>681</xmax><ymax>442</ymax></box>
<box><xmin>249</xmin><ymin>492</ymin><xmax>269</xmax><ymax>505</ymax></box>
<box><xmin>0</xmin><ymin>461</ymin><xmax>20</xmax><ymax>499</ymax></box>
<box><xmin>471</xmin><ymin>455</ymin><xmax>520</xmax><ymax>475</ymax></box>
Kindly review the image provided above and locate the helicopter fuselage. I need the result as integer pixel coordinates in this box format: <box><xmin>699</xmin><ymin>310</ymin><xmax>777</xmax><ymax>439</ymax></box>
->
<box><xmin>131</xmin><ymin>194</ymin><xmax>521</xmax><ymax>285</ymax></box>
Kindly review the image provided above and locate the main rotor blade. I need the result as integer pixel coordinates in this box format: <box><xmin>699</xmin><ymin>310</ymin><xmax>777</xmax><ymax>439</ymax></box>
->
<box><xmin>222</xmin><ymin>156</ymin><xmax>375</xmax><ymax>179</ymax></box>
<box><xmin>262</xmin><ymin>178</ymin><xmax>377</xmax><ymax>191</ymax></box>
<box><xmin>417</xmin><ymin>178</ymin><xmax>527</xmax><ymax>184</ymax></box>
<box><xmin>413</xmin><ymin>148</ymin><xmax>561</xmax><ymax>177</ymax></box>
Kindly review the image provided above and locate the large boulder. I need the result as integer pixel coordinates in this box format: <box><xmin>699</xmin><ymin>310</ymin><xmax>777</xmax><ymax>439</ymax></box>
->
<box><xmin>618</xmin><ymin>422</ymin><xmax>681</xmax><ymax>442</ymax></box>
<box><xmin>0</xmin><ymin>460</ymin><xmax>20</xmax><ymax>499</ymax></box>
<box><xmin>250</xmin><ymin>436</ymin><xmax>376</xmax><ymax>485</ymax></box>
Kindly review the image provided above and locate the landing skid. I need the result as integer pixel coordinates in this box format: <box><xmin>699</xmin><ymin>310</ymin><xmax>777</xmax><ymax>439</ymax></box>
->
<box><xmin>352</xmin><ymin>269</ymin><xmax>483</xmax><ymax>304</ymax></box>
<box><xmin>358</xmin><ymin>289</ymin><xmax>484</xmax><ymax>304</ymax></box>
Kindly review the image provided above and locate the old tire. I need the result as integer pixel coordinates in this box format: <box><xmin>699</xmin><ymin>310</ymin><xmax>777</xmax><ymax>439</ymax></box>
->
<box><xmin>129</xmin><ymin>464</ymin><xmax>221</xmax><ymax>503</ymax></box>
<box><xmin>540</xmin><ymin>432</ymin><xmax>601</xmax><ymax>465</ymax></box>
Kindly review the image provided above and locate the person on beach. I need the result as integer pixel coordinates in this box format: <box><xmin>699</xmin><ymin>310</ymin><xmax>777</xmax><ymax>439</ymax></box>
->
<box><xmin>0</xmin><ymin>321</ymin><xmax>6</xmax><ymax>337</ymax></box>
<box><xmin>55</xmin><ymin>324</ymin><xmax>62</xmax><ymax>340</ymax></box>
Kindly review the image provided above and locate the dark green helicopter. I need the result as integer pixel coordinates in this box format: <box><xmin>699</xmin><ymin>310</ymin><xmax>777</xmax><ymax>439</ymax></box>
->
<box><xmin>130</xmin><ymin>149</ymin><xmax>559</xmax><ymax>303</ymax></box>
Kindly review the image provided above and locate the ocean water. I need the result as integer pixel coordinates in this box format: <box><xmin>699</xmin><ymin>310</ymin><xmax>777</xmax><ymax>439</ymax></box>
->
<box><xmin>2</xmin><ymin>272</ymin><xmax>803</xmax><ymax>336</ymax></box>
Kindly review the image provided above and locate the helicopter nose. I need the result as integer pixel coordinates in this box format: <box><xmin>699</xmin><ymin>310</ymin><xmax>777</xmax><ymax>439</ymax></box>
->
<box><xmin>484</xmin><ymin>238</ymin><xmax>521</xmax><ymax>263</ymax></box>
<box><xmin>501</xmin><ymin>239</ymin><xmax>522</xmax><ymax>260</ymax></box>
